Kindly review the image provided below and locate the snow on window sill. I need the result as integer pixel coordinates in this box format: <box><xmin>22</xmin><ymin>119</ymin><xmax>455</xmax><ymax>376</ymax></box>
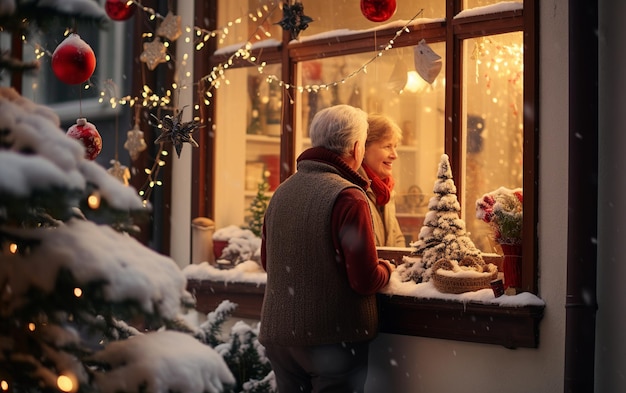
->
<box><xmin>184</xmin><ymin>250</ymin><xmax>545</xmax><ymax>349</ymax></box>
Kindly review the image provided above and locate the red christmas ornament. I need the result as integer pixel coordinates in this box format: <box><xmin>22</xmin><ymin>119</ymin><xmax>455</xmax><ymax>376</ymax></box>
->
<box><xmin>360</xmin><ymin>0</ymin><xmax>397</xmax><ymax>22</ymax></box>
<box><xmin>67</xmin><ymin>118</ymin><xmax>103</xmax><ymax>160</ymax></box>
<box><xmin>51</xmin><ymin>34</ymin><xmax>96</xmax><ymax>85</ymax></box>
<box><xmin>105</xmin><ymin>0</ymin><xmax>137</xmax><ymax>21</ymax></box>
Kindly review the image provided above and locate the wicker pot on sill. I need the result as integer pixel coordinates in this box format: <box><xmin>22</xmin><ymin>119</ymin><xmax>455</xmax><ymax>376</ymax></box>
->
<box><xmin>431</xmin><ymin>256</ymin><xmax>499</xmax><ymax>294</ymax></box>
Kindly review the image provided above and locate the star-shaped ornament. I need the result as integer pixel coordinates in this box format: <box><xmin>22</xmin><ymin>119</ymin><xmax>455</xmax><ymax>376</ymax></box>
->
<box><xmin>276</xmin><ymin>2</ymin><xmax>313</xmax><ymax>40</ymax></box>
<box><xmin>140</xmin><ymin>37</ymin><xmax>167</xmax><ymax>70</ymax></box>
<box><xmin>151</xmin><ymin>107</ymin><xmax>201</xmax><ymax>158</ymax></box>
<box><xmin>157</xmin><ymin>11</ymin><xmax>182</xmax><ymax>42</ymax></box>
<box><xmin>108</xmin><ymin>159</ymin><xmax>131</xmax><ymax>186</ymax></box>
<box><xmin>124</xmin><ymin>124</ymin><xmax>148</xmax><ymax>161</ymax></box>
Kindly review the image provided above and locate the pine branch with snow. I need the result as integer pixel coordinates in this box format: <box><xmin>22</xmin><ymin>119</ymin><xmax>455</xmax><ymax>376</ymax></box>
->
<box><xmin>198</xmin><ymin>299</ymin><xmax>239</xmax><ymax>347</ymax></box>
<box><xmin>215</xmin><ymin>321</ymin><xmax>275</xmax><ymax>393</ymax></box>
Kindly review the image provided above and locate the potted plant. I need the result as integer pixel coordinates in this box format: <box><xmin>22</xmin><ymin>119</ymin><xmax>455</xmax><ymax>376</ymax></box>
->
<box><xmin>476</xmin><ymin>187</ymin><xmax>523</xmax><ymax>289</ymax></box>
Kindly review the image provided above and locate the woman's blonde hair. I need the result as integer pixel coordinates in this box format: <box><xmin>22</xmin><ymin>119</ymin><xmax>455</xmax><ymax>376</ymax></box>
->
<box><xmin>366</xmin><ymin>113</ymin><xmax>403</xmax><ymax>147</ymax></box>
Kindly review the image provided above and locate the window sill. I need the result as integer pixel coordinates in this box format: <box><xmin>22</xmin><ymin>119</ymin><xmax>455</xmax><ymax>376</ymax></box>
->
<box><xmin>377</xmin><ymin>293</ymin><xmax>544</xmax><ymax>349</ymax></box>
<box><xmin>186</xmin><ymin>277</ymin><xmax>544</xmax><ymax>349</ymax></box>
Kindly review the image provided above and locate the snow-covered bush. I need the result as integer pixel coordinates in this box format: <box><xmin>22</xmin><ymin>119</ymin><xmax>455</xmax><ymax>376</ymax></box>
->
<box><xmin>214</xmin><ymin>225</ymin><xmax>262</xmax><ymax>265</ymax></box>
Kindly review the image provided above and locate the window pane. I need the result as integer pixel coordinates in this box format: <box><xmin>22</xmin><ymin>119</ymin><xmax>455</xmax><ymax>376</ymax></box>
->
<box><xmin>296</xmin><ymin>43</ymin><xmax>446</xmax><ymax>244</ymax></box>
<box><xmin>216</xmin><ymin>0</ymin><xmax>283</xmax><ymax>49</ymax></box>
<box><xmin>214</xmin><ymin>64</ymin><xmax>281</xmax><ymax>227</ymax></box>
<box><xmin>463</xmin><ymin>0</ymin><xmax>520</xmax><ymax>9</ymax></box>
<box><xmin>462</xmin><ymin>32</ymin><xmax>523</xmax><ymax>252</ymax></box>
<box><xmin>298</xmin><ymin>0</ymin><xmax>445</xmax><ymax>38</ymax></box>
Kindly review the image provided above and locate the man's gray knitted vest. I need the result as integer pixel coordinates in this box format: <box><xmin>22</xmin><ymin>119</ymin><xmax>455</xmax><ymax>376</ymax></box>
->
<box><xmin>259</xmin><ymin>160</ymin><xmax>379</xmax><ymax>346</ymax></box>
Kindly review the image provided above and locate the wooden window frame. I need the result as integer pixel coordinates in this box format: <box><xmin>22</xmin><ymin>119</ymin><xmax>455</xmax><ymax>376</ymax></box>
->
<box><xmin>190</xmin><ymin>0</ymin><xmax>542</xmax><ymax>348</ymax></box>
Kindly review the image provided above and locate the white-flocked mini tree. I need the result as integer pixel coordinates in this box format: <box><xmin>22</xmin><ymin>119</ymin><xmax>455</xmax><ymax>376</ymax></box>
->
<box><xmin>398</xmin><ymin>154</ymin><xmax>482</xmax><ymax>283</ymax></box>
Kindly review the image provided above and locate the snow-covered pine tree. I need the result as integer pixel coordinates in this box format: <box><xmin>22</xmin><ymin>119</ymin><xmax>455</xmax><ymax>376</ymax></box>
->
<box><xmin>0</xmin><ymin>3</ymin><xmax>275</xmax><ymax>392</ymax></box>
<box><xmin>0</xmin><ymin>86</ymin><xmax>238</xmax><ymax>392</ymax></box>
<box><xmin>398</xmin><ymin>154</ymin><xmax>482</xmax><ymax>283</ymax></box>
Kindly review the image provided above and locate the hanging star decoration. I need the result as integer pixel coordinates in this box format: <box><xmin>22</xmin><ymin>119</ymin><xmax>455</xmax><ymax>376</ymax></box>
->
<box><xmin>108</xmin><ymin>159</ymin><xmax>131</xmax><ymax>186</ymax></box>
<box><xmin>151</xmin><ymin>106</ymin><xmax>201</xmax><ymax>158</ymax></box>
<box><xmin>276</xmin><ymin>1</ymin><xmax>313</xmax><ymax>40</ymax></box>
<box><xmin>140</xmin><ymin>37</ymin><xmax>167</xmax><ymax>70</ymax></box>
<box><xmin>124</xmin><ymin>123</ymin><xmax>148</xmax><ymax>161</ymax></box>
<box><xmin>157</xmin><ymin>11</ymin><xmax>182</xmax><ymax>42</ymax></box>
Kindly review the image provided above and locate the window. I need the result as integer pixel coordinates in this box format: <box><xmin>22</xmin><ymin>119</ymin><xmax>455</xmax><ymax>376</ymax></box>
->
<box><xmin>192</xmin><ymin>0</ymin><xmax>540</xmax><ymax>346</ymax></box>
<box><xmin>196</xmin><ymin>0</ymin><xmax>535</xmax><ymax>285</ymax></box>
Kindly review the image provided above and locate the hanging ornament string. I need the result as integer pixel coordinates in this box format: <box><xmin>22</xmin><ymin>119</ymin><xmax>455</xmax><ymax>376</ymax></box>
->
<box><xmin>138</xmin><ymin>133</ymin><xmax>168</xmax><ymax>204</ymax></box>
<box><xmin>264</xmin><ymin>8</ymin><xmax>424</xmax><ymax>95</ymax></box>
<box><xmin>18</xmin><ymin>1</ymin><xmax>425</xmax><ymax>112</ymax></box>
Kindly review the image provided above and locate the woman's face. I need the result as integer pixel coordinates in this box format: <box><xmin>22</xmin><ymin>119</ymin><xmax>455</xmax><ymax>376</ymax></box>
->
<box><xmin>363</xmin><ymin>133</ymin><xmax>399</xmax><ymax>180</ymax></box>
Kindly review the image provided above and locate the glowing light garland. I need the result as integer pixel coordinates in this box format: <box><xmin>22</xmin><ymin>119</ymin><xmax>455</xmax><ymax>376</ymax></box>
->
<box><xmin>20</xmin><ymin>0</ymin><xmax>430</xmax><ymax>205</ymax></box>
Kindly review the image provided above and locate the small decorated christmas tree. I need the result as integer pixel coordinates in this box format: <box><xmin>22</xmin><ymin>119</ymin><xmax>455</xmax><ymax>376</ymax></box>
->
<box><xmin>247</xmin><ymin>174</ymin><xmax>270</xmax><ymax>238</ymax></box>
<box><xmin>398</xmin><ymin>154</ymin><xmax>482</xmax><ymax>283</ymax></box>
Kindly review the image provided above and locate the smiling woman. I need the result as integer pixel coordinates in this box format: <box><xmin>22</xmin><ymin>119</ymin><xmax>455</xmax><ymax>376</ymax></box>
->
<box><xmin>359</xmin><ymin>113</ymin><xmax>407</xmax><ymax>247</ymax></box>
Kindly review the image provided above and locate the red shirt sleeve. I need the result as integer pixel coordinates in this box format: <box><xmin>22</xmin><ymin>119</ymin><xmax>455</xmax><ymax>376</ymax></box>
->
<box><xmin>261</xmin><ymin>223</ymin><xmax>267</xmax><ymax>271</ymax></box>
<box><xmin>332</xmin><ymin>188</ymin><xmax>391</xmax><ymax>295</ymax></box>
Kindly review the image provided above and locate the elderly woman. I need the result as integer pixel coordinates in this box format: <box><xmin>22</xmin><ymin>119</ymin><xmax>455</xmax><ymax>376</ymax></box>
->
<box><xmin>359</xmin><ymin>113</ymin><xmax>406</xmax><ymax>247</ymax></box>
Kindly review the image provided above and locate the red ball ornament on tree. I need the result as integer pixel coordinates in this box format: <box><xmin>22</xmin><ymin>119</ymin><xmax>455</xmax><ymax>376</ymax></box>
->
<box><xmin>105</xmin><ymin>0</ymin><xmax>137</xmax><ymax>21</ymax></box>
<box><xmin>360</xmin><ymin>0</ymin><xmax>397</xmax><ymax>22</ymax></box>
<box><xmin>67</xmin><ymin>118</ymin><xmax>103</xmax><ymax>160</ymax></box>
<box><xmin>51</xmin><ymin>34</ymin><xmax>96</xmax><ymax>85</ymax></box>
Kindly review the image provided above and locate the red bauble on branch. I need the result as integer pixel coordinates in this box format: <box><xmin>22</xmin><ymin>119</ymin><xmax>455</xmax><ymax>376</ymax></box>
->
<box><xmin>105</xmin><ymin>0</ymin><xmax>137</xmax><ymax>21</ymax></box>
<box><xmin>67</xmin><ymin>118</ymin><xmax>102</xmax><ymax>160</ymax></box>
<box><xmin>51</xmin><ymin>34</ymin><xmax>96</xmax><ymax>85</ymax></box>
<box><xmin>360</xmin><ymin>0</ymin><xmax>397</xmax><ymax>22</ymax></box>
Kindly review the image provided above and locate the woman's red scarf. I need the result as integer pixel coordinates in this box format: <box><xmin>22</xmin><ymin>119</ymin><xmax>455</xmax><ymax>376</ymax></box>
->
<box><xmin>362</xmin><ymin>163</ymin><xmax>394</xmax><ymax>206</ymax></box>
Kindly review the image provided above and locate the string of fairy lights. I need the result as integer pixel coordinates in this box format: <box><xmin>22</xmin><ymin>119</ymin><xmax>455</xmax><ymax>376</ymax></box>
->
<box><xmin>109</xmin><ymin>1</ymin><xmax>424</xmax><ymax>205</ymax></box>
<box><xmin>20</xmin><ymin>1</ymin><xmax>517</xmax><ymax>206</ymax></box>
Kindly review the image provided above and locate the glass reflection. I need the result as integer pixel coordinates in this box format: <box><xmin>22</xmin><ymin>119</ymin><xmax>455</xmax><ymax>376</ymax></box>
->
<box><xmin>462</xmin><ymin>32</ymin><xmax>523</xmax><ymax>252</ymax></box>
<box><xmin>297</xmin><ymin>43</ymin><xmax>445</xmax><ymax>244</ymax></box>
<box><xmin>216</xmin><ymin>0</ymin><xmax>284</xmax><ymax>49</ymax></box>
<box><xmin>296</xmin><ymin>0</ymin><xmax>445</xmax><ymax>38</ymax></box>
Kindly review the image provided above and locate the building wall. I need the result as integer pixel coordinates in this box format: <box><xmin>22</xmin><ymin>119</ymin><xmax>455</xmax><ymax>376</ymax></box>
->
<box><xmin>596</xmin><ymin>1</ymin><xmax>626</xmax><ymax>392</ymax></box>
<box><xmin>366</xmin><ymin>2</ymin><xmax>569</xmax><ymax>392</ymax></box>
<box><xmin>169</xmin><ymin>1</ymin><xmax>620</xmax><ymax>392</ymax></box>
